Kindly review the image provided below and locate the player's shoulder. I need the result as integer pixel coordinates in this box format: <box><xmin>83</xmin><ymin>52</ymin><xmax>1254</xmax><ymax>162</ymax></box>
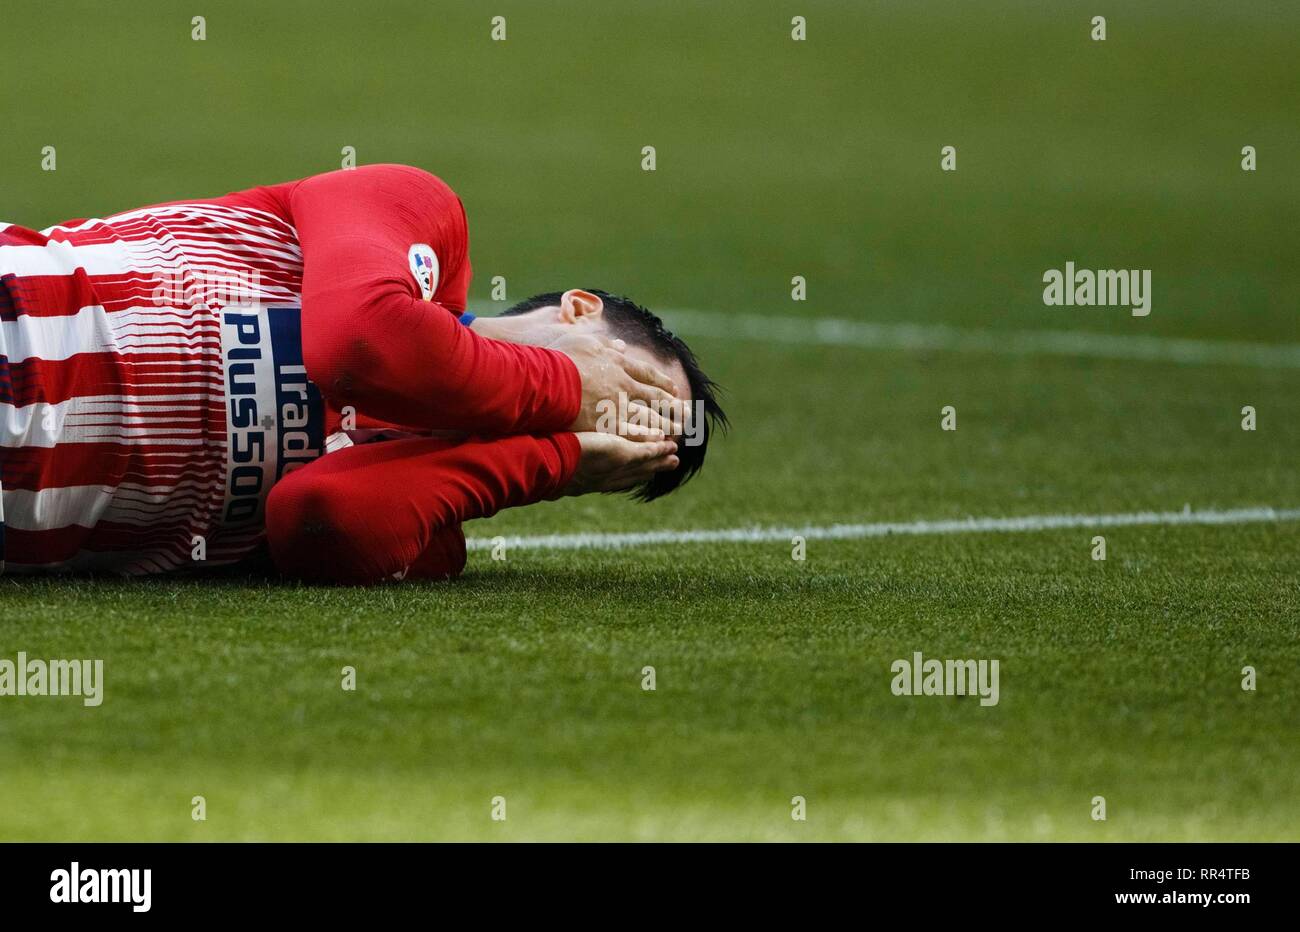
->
<box><xmin>337</xmin><ymin>163</ymin><xmax>460</xmax><ymax>200</ymax></box>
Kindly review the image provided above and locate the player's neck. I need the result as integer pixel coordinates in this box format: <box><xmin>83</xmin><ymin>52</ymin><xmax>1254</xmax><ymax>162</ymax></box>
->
<box><xmin>468</xmin><ymin>315</ymin><xmax>547</xmax><ymax>346</ymax></box>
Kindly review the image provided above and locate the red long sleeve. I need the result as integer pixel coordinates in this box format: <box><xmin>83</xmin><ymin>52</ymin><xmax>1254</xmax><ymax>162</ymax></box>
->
<box><xmin>283</xmin><ymin>164</ymin><xmax>581</xmax><ymax>434</ymax></box>
<box><xmin>265</xmin><ymin>432</ymin><xmax>581</xmax><ymax>584</ymax></box>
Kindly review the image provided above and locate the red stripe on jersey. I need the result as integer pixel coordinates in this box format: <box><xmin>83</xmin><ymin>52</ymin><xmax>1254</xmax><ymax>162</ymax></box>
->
<box><xmin>2</xmin><ymin>270</ymin><xmax>100</xmax><ymax>320</ymax></box>
<box><xmin>1</xmin><ymin>443</ymin><xmax>219</xmax><ymax>491</ymax></box>
<box><xmin>5</xmin><ymin>521</ymin><xmax>208</xmax><ymax>566</ymax></box>
<box><xmin>3</xmin><ymin>271</ymin><xmax>300</xmax><ymax>319</ymax></box>
<box><xmin>2</xmin><ymin>353</ymin><xmax>223</xmax><ymax>406</ymax></box>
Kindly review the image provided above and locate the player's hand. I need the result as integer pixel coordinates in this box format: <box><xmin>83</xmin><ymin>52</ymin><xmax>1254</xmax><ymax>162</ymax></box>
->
<box><xmin>561</xmin><ymin>432</ymin><xmax>679</xmax><ymax>497</ymax></box>
<box><xmin>548</xmin><ymin>333</ymin><xmax>686</xmax><ymax>438</ymax></box>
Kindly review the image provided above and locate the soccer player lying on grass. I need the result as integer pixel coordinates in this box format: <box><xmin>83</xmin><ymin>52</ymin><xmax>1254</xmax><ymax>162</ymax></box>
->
<box><xmin>0</xmin><ymin>164</ymin><xmax>726</xmax><ymax>582</ymax></box>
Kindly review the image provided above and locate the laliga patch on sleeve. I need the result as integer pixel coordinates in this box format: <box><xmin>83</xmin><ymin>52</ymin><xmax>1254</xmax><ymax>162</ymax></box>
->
<box><xmin>407</xmin><ymin>243</ymin><xmax>439</xmax><ymax>301</ymax></box>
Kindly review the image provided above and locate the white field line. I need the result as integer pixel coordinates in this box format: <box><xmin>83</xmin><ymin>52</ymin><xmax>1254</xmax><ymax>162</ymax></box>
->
<box><xmin>660</xmin><ymin>309</ymin><xmax>1300</xmax><ymax>369</ymax></box>
<box><xmin>467</xmin><ymin>505</ymin><xmax>1300</xmax><ymax>552</ymax></box>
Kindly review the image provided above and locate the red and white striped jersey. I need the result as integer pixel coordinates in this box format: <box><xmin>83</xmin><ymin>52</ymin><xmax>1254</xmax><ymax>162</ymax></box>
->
<box><xmin>0</xmin><ymin>166</ymin><xmax>546</xmax><ymax>578</ymax></box>
<box><xmin>0</xmin><ymin>200</ymin><xmax>317</xmax><ymax>574</ymax></box>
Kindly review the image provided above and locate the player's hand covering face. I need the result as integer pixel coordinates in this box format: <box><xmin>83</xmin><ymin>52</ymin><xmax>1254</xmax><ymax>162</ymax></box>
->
<box><xmin>547</xmin><ymin>333</ymin><xmax>687</xmax><ymax>438</ymax></box>
<box><xmin>560</xmin><ymin>433</ymin><xmax>680</xmax><ymax>497</ymax></box>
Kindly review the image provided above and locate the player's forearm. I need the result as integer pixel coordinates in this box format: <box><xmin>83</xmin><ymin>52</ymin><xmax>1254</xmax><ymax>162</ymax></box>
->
<box><xmin>264</xmin><ymin>432</ymin><xmax>581</xmax><ymax>584</ymax></box>
<box><xmin>300</xmin><ymin>285</ymin><xmax>581</xmax><ymax>434</ymax></box>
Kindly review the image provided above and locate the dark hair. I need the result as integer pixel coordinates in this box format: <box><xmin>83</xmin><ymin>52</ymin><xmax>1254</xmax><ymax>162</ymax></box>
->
<box><xmin>501</xmin><ymin>290</ymin><xmax>728</xmax><ymax>501</ymax></box>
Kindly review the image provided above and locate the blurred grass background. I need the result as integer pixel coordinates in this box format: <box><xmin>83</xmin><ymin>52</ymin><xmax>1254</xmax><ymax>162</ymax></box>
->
<box><xmin>4</xmin><ymin>0</ymin><xmax>1296</xmax><ymax>340</ymax></box>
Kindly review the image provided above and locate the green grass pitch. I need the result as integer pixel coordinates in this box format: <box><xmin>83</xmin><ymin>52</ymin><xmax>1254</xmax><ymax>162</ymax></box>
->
<box><xmin>1</xmin><ymin>1</ymin><xmax>1297</xmax><ymax>840</ymax></box>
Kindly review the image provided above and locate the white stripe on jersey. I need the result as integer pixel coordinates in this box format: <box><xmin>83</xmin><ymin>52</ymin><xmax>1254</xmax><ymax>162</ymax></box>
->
<box><xmin>0</xmin><ymin>241</ymin><xmax>136</xmax><ymax>277</ymax></box>
<box><xmin>2</xmin><ymin>484</ymin><xmax>115</xmax><ymax>530</ymax></box>
<box><xmin>1</xmin><ymin>396</ymin><xmax>211</xmax><ymax>449</ymax></box>
<box><xmin>0</xmin><ymin>240</ymin><xmax>298</xmax><ymax>282</ymax></box>
<box><xmin>8</xmin><ymin>206</ymin><xmax>303</xmax><ymax>303</ymax></box>
<box><xmin>2</xmin><ymin>483</ymin><xmax>223</xmax><ymax>531</ymax></box>
<box><xmin>0</xmin><ymin>304</ymin><xmax>232</xmax><ymax>363</ymax></box>
<box><xmin>1</xmin><ymin>304</ymin><xmax>117</xmax><ymax>361</ymax></box>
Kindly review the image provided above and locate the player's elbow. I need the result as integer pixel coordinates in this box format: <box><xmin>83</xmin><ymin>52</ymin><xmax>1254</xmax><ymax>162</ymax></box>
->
<box><xmin>301</xmin><ymin>318</ymin><xmax>380</xmax><ymax>410</ymax></box>
<box><xmin>265</xmin><ymin>474</ymin><xmax>387</xmax><ymax>584</ymax></box>
<box><xmin>300</xmin><ymin>277</ymin><xmax>420</xmax><ymax>400</ymax></box>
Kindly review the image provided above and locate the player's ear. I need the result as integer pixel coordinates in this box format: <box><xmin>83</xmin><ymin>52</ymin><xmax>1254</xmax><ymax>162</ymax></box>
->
<box><xmin>558</xmin><ymin>289</ymin><xmax>604</xmax><ymax>324</ymax></box>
